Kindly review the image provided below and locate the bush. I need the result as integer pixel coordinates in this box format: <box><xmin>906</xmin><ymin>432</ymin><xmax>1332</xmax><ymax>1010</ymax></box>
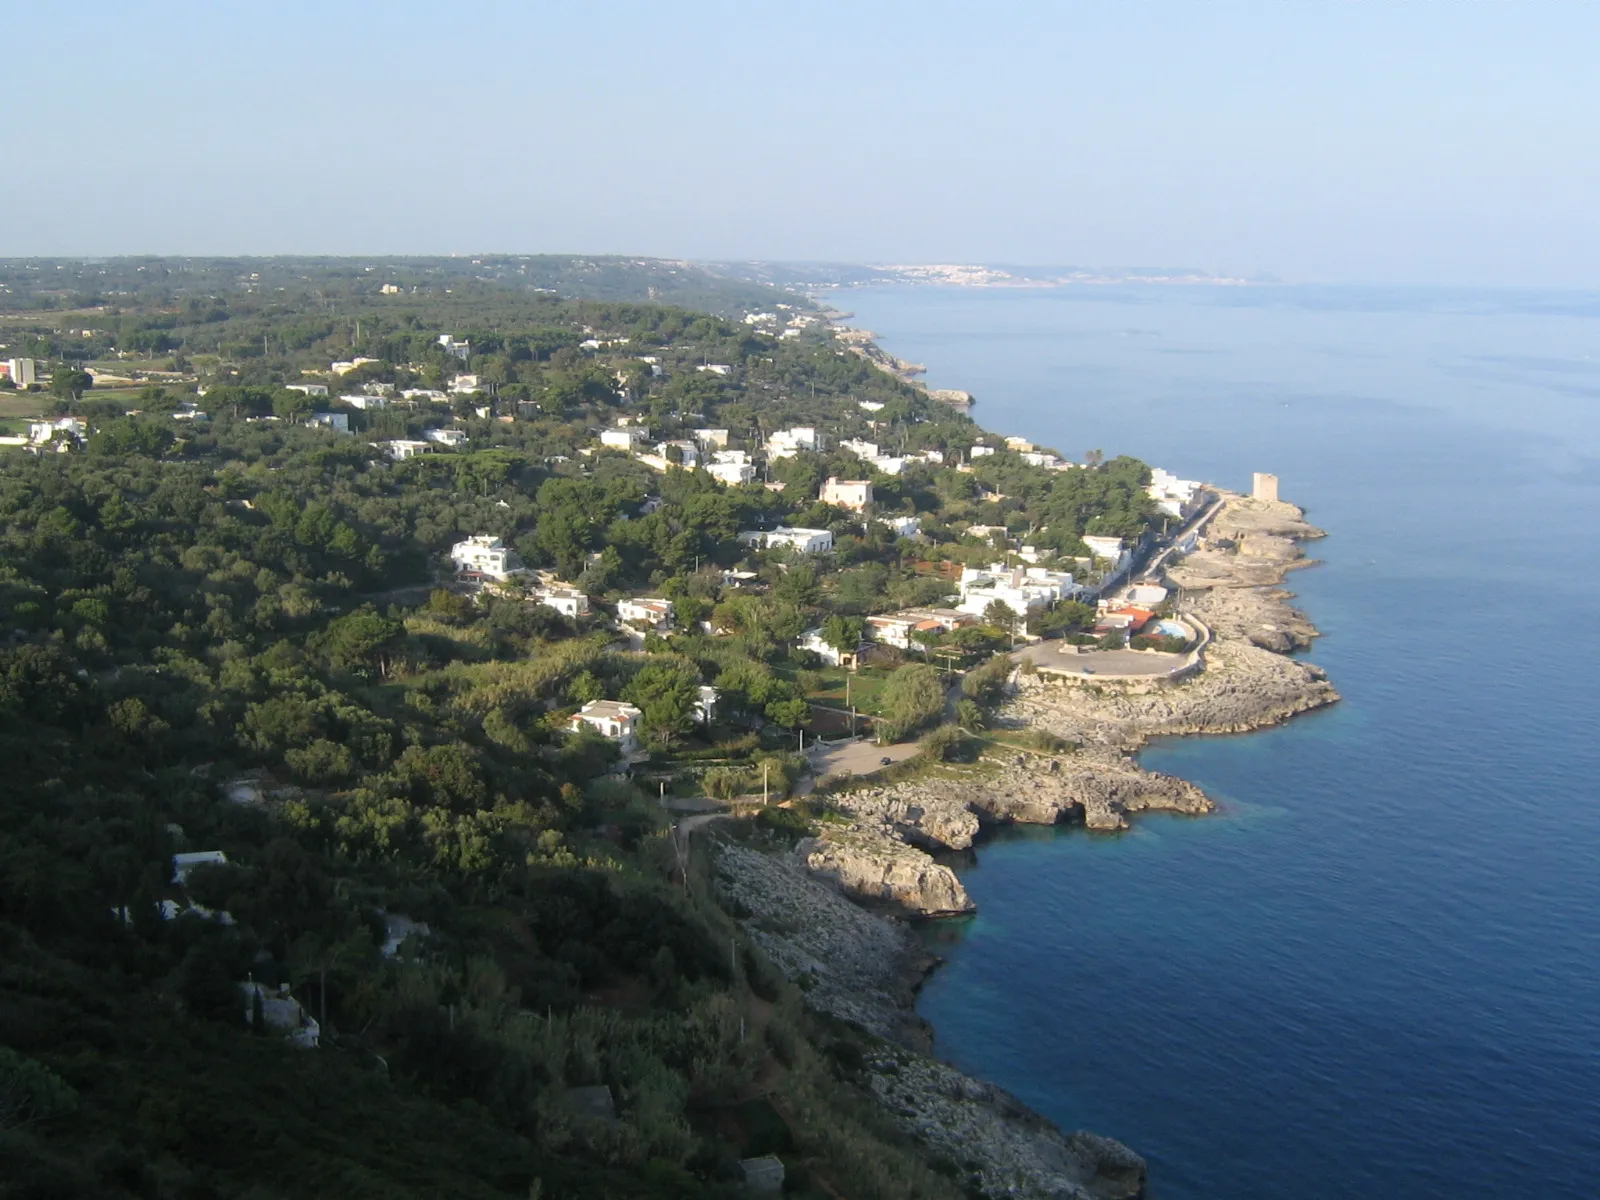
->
<box><xmin>0</xmin><ymin>1047</ymin><xmax>80</xmax><ymax>1130</ymax></box>
<box><xmin>919</xmin><ymin>723</ymin><xmax>974</xmax><ymax>763</ymax></box>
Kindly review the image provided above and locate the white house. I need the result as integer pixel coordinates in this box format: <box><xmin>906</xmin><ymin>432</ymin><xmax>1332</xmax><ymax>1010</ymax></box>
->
<box><xmin>437</xmin><ymin>334</ymin><xmax>470</xmax><ymax>361</ymax></box>
<box><xmin>239</xmin><ymin>981</ymin><xmax>320</xmax><ymax>1049</ymax></box>
<box><xmin>285</xmin><ymin>382</ymin><xmax>329</xmax><ymax>398</ymax></box>
<box><xmin>858</xmin><ymin>400</ymin><xmax>885</xmax><ymax>413</ymax></box>
<box><xmin>401</xmin><ymin>388</ymin><xmax>448</xmax><ymax>403</ymax></box>
<box><xmin>1082</xmin><ymin>536</ymin><xmax>1130</xmax><ymax>571</ymax></box>
<box><xmin>800</xmin><ymin>627</ymin><xmax>853</xmax><ymax>668</ymax></box>
<box><xmin>4</xmin><ymin>357</ymin><xmax>37</xmax><ymax>387</ymax></box>
<box><xmin>1147</xmin><ymin>468</ymin><xmax>1203</xmax><ymax>519</ymax></box>
<box><xmin>600</xmin><ymin>426</ymin><xmax>650</xmax><ymax>451</ymax></box>
<box><xmin>617</xmin><ymin>596</ymin><xmax>673</xmax><ymax>630</ymax></box>
<box><xmin>738</xmin><ymin>527</ymin><xmax>834</xmax><ymax>554</ymax></box>
<box><xmin>449</xmin><ymin>374</ymin><xmax>482</xmax><ymax>394</ymax></box>
<box><xmin>653</xmin><ymin>440</ymin><xmax>701</xmax><ymax>468</ymax></box>
<box><xmin>1004</xmin><ymin>436</ymin><xmax>1034</xmax><ymax>451</ymax></box>
<box><xmin>1020</xmin><ymin>451</ymin><xmax>1063</xmax><ymax>469</ymax></box>
<box><xmin>970</xmin><ymin>445</ymin><xmax>996</xmax><ymax>458</ymax></box>
<box><xmin>865</xmin><ymin>608</ymin><xmax>974</xmax><ymax>650</ymax></box>
<box><xmin>340</xmin><ymin>393</ymin><xmax>388</xmax><ymax>410</ymax></box>
<box><xmin>307</xmin><ymin>412</ymin><xmax>350</xmax><ymax>433</ymax></box>
<box><xmin>172</xmin><ymin>850</ymin><xmax>228</xmax><ymax>885</ymax></box>
<box><xmin>820</xmin><ymin>478</ymin><xmax>873</xmax><ymax>512</ymax></box>
<box><xmin>451</xmin><ymin>535</ymin><xmax>523</xmax><ymax>580</ymax></box>
<box><xmin>880</xmin><ymin>514</ymin><xmax>922</xmax><ymax>539</ymax></box>
<box><xmin>331</xmin><ymin>357</ymin><xmax>382</xmax><ymax>375</ymax></box>
<box><xmin>707</xmin><ymin>460</ymin><xmax>755</xmax><ymax>485</ymax></box>
<box><xmin>379</xmin><ymin>439</ymin><xmax>432</xmax><ymax>461</ymax></box>
<box><xmin>696</xmin><ymin>363</ymin><xmax>733</xmax><ymax>376</ymax></box>
<box><xmin>957</xmin><ymin>564</ymin><xmax>1082</xmax><ymax>619</ymax></box>
<box><xmin>538</xmin><ymin>586</ymin><xmax>590</xmax><ymax>618</ymax></box>
<box><xmin>424</xmin><ymin>428</ymin><xmax>468</xmax><ymax>447</ymax></box>
<box><xmin>29</xmin><ymin>417</ymin><xmax>87</xmax><ymax>445</ymax></box>
<box><xmin>694</xmin><ymin>686</ymin><xmax>718</xmax><ymax>725</ymax></box>
<box><xmin>765</xmin><ymin>427</ymin><xmax>822</xmax><ymax>459</ymax></box>
<box><xmin>693</xmin><ymin>428</ymin><xmax>730</xmax><ymax>448</ymax></box>
<box><xmin>569</xmin><ymin>700</ymin><xmax>642</xmax><ymax>751</ymax></box>
<box><xmin>867</xmin><ymin>455</ymin><xmax>906</xmax><ymax>476</ymax></box>
<box><xmin>712</xmin><ymin>448</ymin><xmax>751</xmax><ymax>466</ymax></box>
<box><xmin>839</xmin><ymin>438</ymin><xmax>879</xmax><ymax>459</ymax></box>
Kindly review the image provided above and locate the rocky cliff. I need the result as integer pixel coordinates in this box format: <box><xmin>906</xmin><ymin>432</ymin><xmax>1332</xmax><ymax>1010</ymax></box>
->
<box><xmin>715</xmin><ymin>839</ymin><xmax>1146</xmax><ymax>1200</ymax></box>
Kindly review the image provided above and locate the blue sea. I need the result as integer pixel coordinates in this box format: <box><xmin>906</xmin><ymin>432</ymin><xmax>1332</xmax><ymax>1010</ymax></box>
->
<box><xmin>837</xmin><ymin>284</ymin><xmax>1600</xmax><ymax>1199</ymax></box>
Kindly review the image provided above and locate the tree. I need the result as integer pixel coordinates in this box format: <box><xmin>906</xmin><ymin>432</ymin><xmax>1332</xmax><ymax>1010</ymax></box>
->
<box><xmin>313</xmin><ymin>607</ymin><xmax>405</xmax><ymax>678</ymax></box>
<box><xmin>820</xmin><ymin>614</ymin><xmax>863</xmax><ymax>659</ymax></box>
<box><xmin>983</xmin><ymin>599</ymin><xmax>1019</xmax><ymax>632</ymax></box>
<box><xmin>877</xmin><ymin>663</ymin><xmax>944</xmax><ymax>743</ymax></box>
<box><xmin>622</xmin><ymin>660</ymin><xmax>701</xmax><ymax>748</ymax></box>
<box><xmin>50</xmin><ymin>366</ymin><xmax>92</xmax><ymax>401</ymax></box>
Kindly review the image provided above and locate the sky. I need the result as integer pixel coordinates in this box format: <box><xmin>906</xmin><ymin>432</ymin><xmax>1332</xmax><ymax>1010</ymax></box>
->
<box><xmin>4</xmin><ymin>0</ymin><xmax>1597</xmax><ymax>287</ymax></box>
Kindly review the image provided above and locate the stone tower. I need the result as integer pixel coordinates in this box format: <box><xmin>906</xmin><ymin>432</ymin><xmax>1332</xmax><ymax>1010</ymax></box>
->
<box><xmin>1252</xmin><ymin>472</ymin><xmax>1279</xmax><ymax>503</ymax></box>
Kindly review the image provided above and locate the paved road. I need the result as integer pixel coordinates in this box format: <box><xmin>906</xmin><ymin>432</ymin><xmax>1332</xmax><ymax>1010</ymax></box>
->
<box><xmin>1013</xmin><ymin>640</ymin><xmax>1177</xmax><ymax>677</ymax></box>
<box><xmin>808</xmin><ymin>737</ymin><xmax>921</xmax><ymax>780</ymax></box>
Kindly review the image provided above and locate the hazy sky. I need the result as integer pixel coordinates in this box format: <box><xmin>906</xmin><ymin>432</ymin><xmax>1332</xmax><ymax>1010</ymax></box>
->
<box><xmin>5</xmin><ymin>1</ymin><xmax>1596</xmax><ymax>286</ymax></box>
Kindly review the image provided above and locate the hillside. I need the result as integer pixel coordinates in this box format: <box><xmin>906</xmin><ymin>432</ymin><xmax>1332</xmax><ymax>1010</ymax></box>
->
<box><xmin>0</xmin><ymin>261</ymin><xmax>1160</xmax><ymax>1198</ymax></box>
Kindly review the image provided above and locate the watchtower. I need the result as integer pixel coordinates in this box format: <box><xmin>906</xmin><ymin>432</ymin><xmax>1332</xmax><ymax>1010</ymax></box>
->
<box><xmin>1252</xmin><ymin>472</ymin><xmax>1279</xmax><ymax>503</ymax></box>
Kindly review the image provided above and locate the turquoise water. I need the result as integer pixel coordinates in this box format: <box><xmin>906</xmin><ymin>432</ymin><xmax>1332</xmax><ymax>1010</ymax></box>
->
<box><xmin>839</xmin><ymin>284</ymin><xmax>1600</xmax><ymax>1198</ymax></box>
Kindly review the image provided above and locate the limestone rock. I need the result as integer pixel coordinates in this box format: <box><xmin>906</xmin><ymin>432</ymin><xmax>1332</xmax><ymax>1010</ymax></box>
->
<box><xmin>799</xmin><ymin>829</ymin><xmax>973</xmax><ymax>916</ymax></box>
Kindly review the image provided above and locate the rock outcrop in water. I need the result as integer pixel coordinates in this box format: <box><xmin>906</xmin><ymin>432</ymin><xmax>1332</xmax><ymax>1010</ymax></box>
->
<box><xmin>715</xmin><ymin>840</ymin><xmax>1147</xmax><ymax>1200</ymax></box>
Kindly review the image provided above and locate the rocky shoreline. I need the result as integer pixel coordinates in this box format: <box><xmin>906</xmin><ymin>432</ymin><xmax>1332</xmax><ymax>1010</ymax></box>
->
<box><xmin>712</xmin><ymin>490</ymin><xmax>1336</xmax><ymax>1199</ymax></box>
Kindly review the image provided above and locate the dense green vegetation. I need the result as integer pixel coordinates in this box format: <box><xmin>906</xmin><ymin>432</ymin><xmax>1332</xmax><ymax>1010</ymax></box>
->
<box><xmin>0</xmin><ymin>258</ymin><xmax>1158</xmax><ymax>1198</ymax></box>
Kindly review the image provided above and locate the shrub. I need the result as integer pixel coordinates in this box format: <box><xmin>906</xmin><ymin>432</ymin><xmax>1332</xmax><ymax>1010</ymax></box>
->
<box><xmin>0</xmin><ymin>1047</ymin><xmax>80</xmax><ymax>1130</ymax></box>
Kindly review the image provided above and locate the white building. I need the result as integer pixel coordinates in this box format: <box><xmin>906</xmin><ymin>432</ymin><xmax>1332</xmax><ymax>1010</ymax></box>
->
<box><xmin>331</xmin><ymin>357</ymin><xmax>382</xmax><ymax>375</ymax></box>
<box><xmin>880</xmin><ymin>514</ymin><xmax>921</xmax><ymax>539</ymax></box>
<box><xmin>239</xmin><ymin>982</ymin><xmax>320</xmax><ymax>1049</ymax></box>
<box><xmin>1020</xmin><ymin>451</ymin><xmax>1062</xmax><ymax>469</ymax></box>
<box><xmin>765</xmin><ymin>427</ymin><xmax>822</xmax><ymax>459</ymax></box>
<box><xmin>820</xmin><ymin>478</ymin><xmax>873</xmax><ymax>512</ymax></box>
<box><xmin>451</xmin><ymin>535</ymin><xmax>523</xmax><ymax>580</ymax></box>
<box><xmin>1081</xmin><ymin>536</ymin><xmax>1129</xmax><ymax>571</ymax></box>
<box><xmin>617</xmin><ymin>597</ymin><xmax>673</xmax><ymax>630</ymax></box>
<box><xmin>800</xmin><ymin>627</ymin><xmax>854</xmax><ymax>668</ymax></box>
<box><xmin>285</xmin><ymin>382</ymin><xmax>328</xmax><ymax>397</ymax></box>
<box><xmin>437</xmin><ymin>334</ymin><xmax>471</xmax><ymax>361</ymax></box>
<box><xmin>957</xmin><ymin>564</ymin><xmax>1082</xmax><ymax>619</ymax></box>
<box><xmin>538</xmin><ymin>586</ymin><xmax>590</xmax><ymax>618</ymax></box>
<box><xmin>858</xmin><ymin>400</ymin><xmax>885</xmax><ymax>413</ymax></box>
<box><xmin>339</xmin><ymin>393</ymin><xmax>388</xmax><ymax>410</ymax></box>
<box><xmin>839</xmin><ymin>438</ymin><xmax>879</xmax><ymax>460</ymax></box>
<box><xmin>707</xmin><ymin>460</ymin><xmax>755</xmax><ymax>485</ymax></box>
<box><xmin>28</xmin><ymin>417</ymin><xmax>87</xmax><ymax>445</ymax></box>
<box><xmin>712</xmin><ymin>448</ymin><xmax>751</xmax><ymax>466</ymax></box>
<box><xmin>653</xmin><ymin>440</ymin><xmax>701</xmax><ymax>468</ymax></box>
<box><xmin>307</xmin><ymin>412</ymin><xmax>349</xmax><ymax>433</ymax></box>
<box><xmin>600</xmin><ymin>426</ymin><xmax>650</xmax><ymax>451</ymax></box>
<box><xmin>970</xmin><ymin>445</ymin><xmax>996</xmax><ymax>458</ymax></box>
<box><xmin>697</xmin><ymin>363</ymin><xmax>733</xmax><ymax>376</ymax></box>
<box><xmin>738</xmin><ymin>527</ymin><xmax>834</xmax><ymax>554</ymax></box>
<box><xmin>379</xmin><ymin>439</ymin><xmax>432</xmax><ymax>461</ymax></box>
<box><xmin>449</xmin><ymin>374</ymin><xmax>483</xmax><ymax>394</ymax></box>
<box><xmin>569</xmin><ymin>700</ymin><xmax>642</xmax><ymax>751</ymax></box>
<box><xmin>424</xmin><ymin>428</ymin><xmax>468</xmax><ymax>447</ymax></box>
<box><xmin>172</xmin><ymin>850</ymin><xmax>228</xmax><ymax>885</ymax></box>
<box><xmin>1148</xmin><ymin>468</ymin><xmax>1203</xmax><ymax>519</ymax></box>
<box><xmin>4</xmin><ymin>358</ymin><xmax>37</xmax><ymax>387</ymax></box>
<box><xmin>401</xmin><ymin>388</ymin><xmax>448</xmax><ymax>402</ymax></box>
<box><xmin>694</xmin><ymin>686</ymin><xmax>718</xmax><ymax>725</ymax></box>
<box><xmin>693</xmin><ymin>428</ymin><xmax>730</xmax><ymax>448</ymax></box>
<box><xmin>1004</xmin><ymin>436</ymin><xmax>1034</xmax><ymax>452</ymax></box>
<box><xmin>865</xmin><ymin>607</ymin><xmax>974</xmax><ymax>650</ymax></box>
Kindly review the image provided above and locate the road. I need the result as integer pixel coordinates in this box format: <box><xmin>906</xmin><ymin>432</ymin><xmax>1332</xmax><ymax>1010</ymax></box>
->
<box><xmin>1011</xmin><ymin>640</ymin><xmax>1177</xmax><ymax>677</ymax></box>
<box><xmin>807</xmin><ymin>737</ymin><xmax>920</xmax><ymax>780</ymax></box>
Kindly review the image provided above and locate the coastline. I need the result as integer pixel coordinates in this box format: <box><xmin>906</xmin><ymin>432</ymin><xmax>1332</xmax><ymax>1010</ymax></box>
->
<box><xmin>711</xmin><ymin>311</ymin><xmax>1336</xmax><ymax>1198</ymax></box>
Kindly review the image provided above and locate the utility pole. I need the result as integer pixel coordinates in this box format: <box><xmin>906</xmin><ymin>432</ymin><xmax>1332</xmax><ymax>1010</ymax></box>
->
<box><xmin>762</xmin><ymin>762</ymin><xmax>769</xmax><ymax>806</ymax></box>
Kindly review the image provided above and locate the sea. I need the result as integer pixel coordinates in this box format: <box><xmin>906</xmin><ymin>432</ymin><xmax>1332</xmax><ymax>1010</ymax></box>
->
<box><xmin>835</xmin><ymin>283</ymin><xmax>1600</xmax><ymax>1199</ymax></box>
